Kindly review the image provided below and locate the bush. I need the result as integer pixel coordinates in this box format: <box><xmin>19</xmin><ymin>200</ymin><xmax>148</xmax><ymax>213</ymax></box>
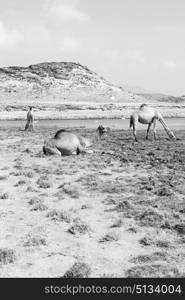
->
<box><xmin>0</xmin><ymin>248</ymin><xmax>16</xmax><ymax>264</ymax></box>
<box><xmin>63</xmin><ymin>262</ymin><xmax>91</xmax><ymax>278</ymax></box>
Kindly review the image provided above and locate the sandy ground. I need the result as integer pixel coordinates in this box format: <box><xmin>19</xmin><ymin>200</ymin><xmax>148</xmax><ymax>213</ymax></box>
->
<box><xmin>0</xmin><ymin>126</ymin><xmax>185</xmax><ymax>278</ymax></box>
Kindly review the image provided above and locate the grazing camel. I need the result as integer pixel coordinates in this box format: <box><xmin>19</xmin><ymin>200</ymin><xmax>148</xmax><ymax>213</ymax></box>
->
<box><xmin>130</xmin><ymin>104</ymin><xmax>176</xmax><ymax>141</ymax></box>
<box><xmin>43</xmin><ymin>125</ymin><xmax>108</xmax><ymax>156</ymax></box>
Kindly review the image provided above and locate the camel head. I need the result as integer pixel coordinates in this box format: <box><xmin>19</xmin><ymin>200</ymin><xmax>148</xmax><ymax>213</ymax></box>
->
<box><xmin>96</xmin><ymin>125</ymin><xmax>109</xmax><ymax>137</ymax></box>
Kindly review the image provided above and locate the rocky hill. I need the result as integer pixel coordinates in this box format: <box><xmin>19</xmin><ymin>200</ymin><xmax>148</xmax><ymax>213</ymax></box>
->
<box><xmin>0</xmin><ymin>62</ymin><xmax>185</xmax><ymax>119</ymax></box>
<box><xmin>0</xmin><ymin>62</ymin><xmax>143</xmax><ymax>103</ymax></box>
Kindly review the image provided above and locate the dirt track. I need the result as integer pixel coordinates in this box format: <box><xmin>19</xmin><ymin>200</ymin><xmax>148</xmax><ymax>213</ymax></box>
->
<box><xmin>0</xmin><ymin>127</ymin><xmax>185</xmax><ymax>277</ymax></box>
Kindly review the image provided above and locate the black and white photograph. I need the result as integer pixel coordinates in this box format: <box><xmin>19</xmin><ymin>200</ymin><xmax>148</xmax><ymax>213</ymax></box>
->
<box><xmin>0</xmin><ymin>0</ymin><xmax>185</xmax><ymax>290</ymax></box>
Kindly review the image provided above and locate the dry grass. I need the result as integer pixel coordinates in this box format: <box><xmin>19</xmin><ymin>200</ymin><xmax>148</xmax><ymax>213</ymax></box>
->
<box><xmin>68</xmin><ymin>219</ymin><xmax>90</xmax><ymax>235</ymax></box>
<box><xmin>46</xmin><ymin>209</ymin><xmax>71</xmax><ymax>223</ymax></box>
<box><xmin>63</xmin><ymin>262</ymin><xmax>91</xmax><ymax>278</ymax></box>
<box><xmin>135</xmin><ymin>208</ymin><xmax>167</xmax><ymax>227</ymax></box>
<box><xmin>1</xmin><ymin>126</ymin><xmax>185</xmax><ymax>277</ymax></box>
<box><xmin>14</xmin><ymin>179</ymin><xmax>27</xmax><ymax>187</ymax></box>
<box><xmin>37</xmin><ymin>176</ymin><xmax>52</xmax><ymax>189</ymax></box>
<box><xmin>31</xmin><ymin>203</ymin><xmax>48</xmax><ymax>212</ymax></box>
<box><xmin>0</xmin><ymin>193</ymin><xmax>9</xmax><ymax>200</ymax></box>
<box><xmin>61</xmin><ymin>183</ymin><xmax>81</xmax><ymax>199</ymax></box>
<box><xmin>99</xmin><ymin>232</ymin><xmax>119</xmax><ymax>243</ymax></box>
<box><xmin>24</xmin><ymin>236</ymin><xmax>47</xmax><ymax>247</ymax></box>
<box><xmin>0</xmin><ymin>248</ymin><xmax>16</xmax><ymax>265</ymax></box>
<box><xmin>126</xmin><ymin>264</ymin><xmax>182</xmax><ymax>278</ymax></box>
<box><xmin>131</xmin><ymin>252</ymin><xmax>168</xmax><ymax>264</ymax></box>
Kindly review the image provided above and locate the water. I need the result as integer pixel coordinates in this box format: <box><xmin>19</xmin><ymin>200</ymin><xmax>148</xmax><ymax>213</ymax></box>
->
<box><xmin>0</xmin><ymin>118</ymin><xmax>184</xmax><ymax>130</ymax></box>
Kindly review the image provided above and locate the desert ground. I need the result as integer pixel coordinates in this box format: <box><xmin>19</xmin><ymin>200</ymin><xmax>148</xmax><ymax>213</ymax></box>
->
<box><xmin>0</xmin><ymin>124</ymin><xmax>185</xmax><ymax>278</ymax></box>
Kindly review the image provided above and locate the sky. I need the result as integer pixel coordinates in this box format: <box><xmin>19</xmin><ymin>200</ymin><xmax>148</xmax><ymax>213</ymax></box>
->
<box><xmin>0</xmin><ymin>0</ymin><xmax>185</xmax><ymax>95</ymax></box>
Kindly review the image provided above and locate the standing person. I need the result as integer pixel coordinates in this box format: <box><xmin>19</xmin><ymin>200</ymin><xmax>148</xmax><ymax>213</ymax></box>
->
<box><xmin>25</xmin><ymin>106</ymin><xmax>34</xmax><ymax>131</ymax></box>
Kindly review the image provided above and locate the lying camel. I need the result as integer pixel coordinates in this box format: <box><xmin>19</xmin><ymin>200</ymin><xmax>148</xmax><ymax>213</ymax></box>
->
<box><xmin>130</xmin><ymin>104</ymin><xmax>176</xmax><ymax>141</ymax></box>
<box><xmin>43</xmin><ymin>125</ymin><xmax>108</xmax><ymax>156</ymax></box>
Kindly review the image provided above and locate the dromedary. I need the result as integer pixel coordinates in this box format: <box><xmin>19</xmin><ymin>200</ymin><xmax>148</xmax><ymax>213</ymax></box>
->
<box><xmin>130</xmin><ymin>104</ymin><xmax>176</xmax><ymax>141</ymax></box>
<box><xmin>43</xmin><ymin>125</ymin><xmax>108</xmax><ymax>156</ymax></box>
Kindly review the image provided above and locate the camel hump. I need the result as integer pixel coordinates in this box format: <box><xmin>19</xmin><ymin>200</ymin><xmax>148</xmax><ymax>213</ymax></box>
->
<box><xmin>54</xmin><ymin>129</ymin><xmax>67</xmax><ymax>138</ymax></box>
<box><xmin>140</xmin><ymin>103</ymin><xmax>148</xmax><ymax>109</ymax></box>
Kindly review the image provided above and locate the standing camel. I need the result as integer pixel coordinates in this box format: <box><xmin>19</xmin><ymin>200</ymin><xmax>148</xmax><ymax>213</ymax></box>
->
<box><xmin>43</xmin><ymin>125</ymin><xmax>108</xmax><ymax>156</ymax></box>
<box><xmin>130</xmin><ymin>104</ymin><xmax>176</xmax><ymax>141</ymax></box>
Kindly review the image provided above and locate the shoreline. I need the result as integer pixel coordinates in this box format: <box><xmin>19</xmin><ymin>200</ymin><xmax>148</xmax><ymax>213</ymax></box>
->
<box><xmin>0</xmin><ymin>116</ymin><xmax>185</xmax><ymax>121</ymax></box>
<box><xmin>1</xmin><ymin>101</ymin><xmax>185</xmax><ymax>120</ymax></box>
<box><xmin>0</xmin><ymin>116</ymin><xmax>185</xmax><ymax>132</ymax></box>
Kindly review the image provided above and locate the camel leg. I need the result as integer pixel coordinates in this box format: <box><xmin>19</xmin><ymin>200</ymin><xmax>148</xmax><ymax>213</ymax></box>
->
<box><xmin>157</xmin><ymin>112</ymin><xmax>176</xmax><ymax>139</ymax></box>
<box><xmin>77</xmin><ymin>145</ymin><xmax>93</xmax><ymax>154</ymax></box>
<box><xmin>71</xmin><ymin>145</ymin><xmax>85</xmax><ymax>155</ymax></box>
<box><xmin>53</xmin><ymin>148</ymin><xmax>62</xmax><ymax>156</ymax></box>
<box><xmin>133</xmin><ymin>123</ymin><xmax>138</xmax><ymax>142</ymax></box>
<box><xmin>130</xmin><ymin>115</ymin><xmax>138</xmax><ymax>141</ymax></box>
<box><xmin>71</xmin><ymin>148</ymin><xmax>80</xmax><ymax>155</ymax></box>
<box><xmin>43</xmin><ymin>146</ymin><xmax>61</xmax><ymax>156</ymax></box>
<box><xmin>146</xmin><ymin>122</ymin><xmax>153</xmax><ymax>140</ymax></box>
<box><xmin>153</xmin><ymin>119</ymin><xmax>157</xmax><ymax>140</ymax></box>
<box><xmin>83</xmin><ymin>149</ymin><xmax>94</xmax><ymax>154</ymax></box>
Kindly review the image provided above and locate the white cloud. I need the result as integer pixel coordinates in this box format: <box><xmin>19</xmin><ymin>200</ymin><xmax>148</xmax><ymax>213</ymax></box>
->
<box><xmin>44</xmin><ymin>0</ymin><xmax>89</xmax><ymax>25</ymax></box>
<box><xmin>127</xmin><ymin>49</ymin><xmax>146</xmax><ymax>64</ymax></box>
<box><xmin>164</xmin><ymin>60</ymin><xmax>177</xmax><ymax>69</ymax></box>
<box><xmin>60</xmin><ymin>36</ymin><xmax>81</xmax><ymax>53</ymax></box>
<box><xmin>0</xmin><ymin>21</ymin><xmax>22</xmax><ymax>48</ymax></box>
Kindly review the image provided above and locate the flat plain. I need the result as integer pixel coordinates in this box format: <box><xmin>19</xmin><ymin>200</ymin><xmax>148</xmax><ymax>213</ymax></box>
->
<box><xmin>0</xmin><ymin>126</ymin><xmax>185</xmax><ymax>277</ymax></box>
